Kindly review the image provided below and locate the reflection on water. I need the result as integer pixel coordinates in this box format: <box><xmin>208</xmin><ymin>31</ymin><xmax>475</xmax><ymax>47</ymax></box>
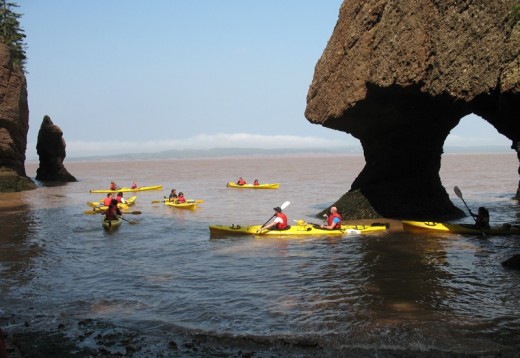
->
<box><xmin>1</xmin><ymin>154</ymin><xmax>520</xmax><ymax>355</ymax></box>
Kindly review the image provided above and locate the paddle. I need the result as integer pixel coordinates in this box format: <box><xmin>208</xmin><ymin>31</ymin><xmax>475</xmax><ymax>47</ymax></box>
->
<box><xmin>257</xmin><ymin>201</ymin><xmax>290</xmax><ymax>232</ymax></box>
<box><xmin>151</xmin><ymin>199</ymin><xmax>204</xmax><ymax>204</ymax></box>
<box><xmin>454</xmin><ymin>186</ymin><xmax>477</xmax><ymax>223</ymax></box>
<box><xmin>454</xmin><ymin>186</ymin><xmax>486</xmax><ymax>236</ymax></box>
<box><xmin>84</xmin><ymin>210</ymin><xmax>142</xmax><ymax>215</ymax></box>
<box><xmin>119</xmin><ymin>216</ymin><xmax>137</xmax><ymax>224</ymax></box>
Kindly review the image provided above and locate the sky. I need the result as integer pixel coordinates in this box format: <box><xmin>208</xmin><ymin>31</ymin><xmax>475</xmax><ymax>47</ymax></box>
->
<box><xmin>16</xmin><ymin>1</ymin><xmax>511</xmax><ymax>159</ymax></box>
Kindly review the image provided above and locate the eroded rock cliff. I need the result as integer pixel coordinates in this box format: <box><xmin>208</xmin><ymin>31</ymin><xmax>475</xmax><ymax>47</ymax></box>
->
<box><xmin>306</xmin><ymin>0</ymin><xmax>520</xmax><ymax>220</ymax></box>
<box><xmin>35</xmin><ymin>115</ymin><xmax>76</xmax><ymax>182</ymax></box>
<box><xmin>0</xmin><ymin>43</ymin><xmax>35</xmax><ymax>192</ymax></box>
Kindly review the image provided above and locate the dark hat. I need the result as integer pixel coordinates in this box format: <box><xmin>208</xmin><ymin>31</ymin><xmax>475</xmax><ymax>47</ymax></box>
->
<box><xmin>273</xmin><ymin>207</ymin><xmax>282</xmax><ymax>212</ymax></box>
<box><xmin>111</xmin><ymin>199</ymin><xmax>118</xmax><ymax>205</ymax></box>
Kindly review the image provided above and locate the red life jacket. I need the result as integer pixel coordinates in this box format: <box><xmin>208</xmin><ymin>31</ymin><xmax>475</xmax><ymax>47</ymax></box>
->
<box><xmin>110</xmin><ymin>183</ymin><xmax>117</xmax><ymax>190</ymax></box>
<box><xmin>103</xmin><ymin>197</ymin><xmax>112</xmax><ymax>206</ymax></box>
<box><xmin>254</xmin><ymin>180</ymin><xmax>259</xmax><ymax>186</ymax></box>
<box><xmin>177</xmin><ymin>195</ymin><xmax>186</xmax><ymax>203</ymax></box>
<box><xmin>116</xmin><ymin>195</ymin><xmax>123</xmax><ymax>203</ymax></box>
<box><xmin>275</xmin><ymin>212</ymin><xmax>288</xmax><ymax>230</ymax></box>
<box><xmin>327</xmin><ymin>212</ymin><xmax>342</xmax><ymax>229</ymax></box>
<box><xmin>237</xmin><ymin>178</ymin><xmax>246</xmax><ymax>185</ymax></box>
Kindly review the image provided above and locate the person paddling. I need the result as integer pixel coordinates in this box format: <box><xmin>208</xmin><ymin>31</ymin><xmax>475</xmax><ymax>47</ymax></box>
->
<box><xmin>261</xmin><ymin>206</ymin><xmax>288</xmax><ymax>230</ymax></box>
<box><xmin>168</xmin><ymin>189</ymin><xmax>178</xmax><ymax>202</ymax></box>
<box><xmin>237</xmin><ymin>177</ymin><xmax>246</xmax><ymax>185</ymax></box>
<box><xmin>115</xmin><ymin>192</ymin><xmax>126</xmax><ymax>204</ymax></box>
<box><xmin>103</xmin><ymin>193</ymin><xmax>113</xmax><ymax>206</ymax></box>
<box><xmin>321</xmin><ymin>206</ymin><xmax>342</xmax><ymax>230</ymax></box>
<box><xmin>470</xmin><ymin>206</ymin><xmax>490</xmax><ymax>230</ymax></box>
<box><xmin>104</xmin><ymin>199</ymin><xmax>121</xmax><ymax>221</ymax></box>
<box><xmin>176</xmin><ymin>192</ymin><xmax>186</xmax><ymax>203</ymax></box>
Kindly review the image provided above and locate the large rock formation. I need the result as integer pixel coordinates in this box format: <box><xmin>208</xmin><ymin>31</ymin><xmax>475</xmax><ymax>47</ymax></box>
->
<box><xmin>306</xmin><ymin>0</ymin><xmax>520</xmax><ymax>220</ymax></box>
<box><xmin>0</xmin><ymin>43</ymin><xmax>36</xmax><ymax>192</ymax></box>
<box><xmin>35</xmin><ymin>115</ymin><xmax>76</xmax><ymax>182</ymax></box>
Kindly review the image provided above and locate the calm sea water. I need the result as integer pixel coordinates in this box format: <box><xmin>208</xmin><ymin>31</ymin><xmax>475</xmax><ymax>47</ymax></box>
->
<box><xmin>1</xmin><ymin>153</ymin><xmax>520</xmax><ymax>356</ymax></box>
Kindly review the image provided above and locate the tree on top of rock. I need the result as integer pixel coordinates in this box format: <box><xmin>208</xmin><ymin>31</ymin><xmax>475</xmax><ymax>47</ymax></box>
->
<box><xmin>0</xmin><ymin>0</ymin><xmax>26</xmax><ymax>70</ymax></box>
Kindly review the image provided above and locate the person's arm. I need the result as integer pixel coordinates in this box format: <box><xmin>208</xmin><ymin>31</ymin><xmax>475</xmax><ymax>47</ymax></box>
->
<box><xmin>262</xmin><ymin>217</ymin><xmax>280</xmax><ymax>230</ymax></box>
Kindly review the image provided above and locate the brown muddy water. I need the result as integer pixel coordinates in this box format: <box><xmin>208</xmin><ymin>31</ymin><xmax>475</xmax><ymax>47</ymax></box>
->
<box><xmin>1</xmin><ymin>153</ymin><xmax>519</xmax><ymax>357</ymax></box>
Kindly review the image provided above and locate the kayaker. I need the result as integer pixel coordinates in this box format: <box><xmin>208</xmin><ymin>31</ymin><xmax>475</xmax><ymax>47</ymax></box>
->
<box><xmin>116</xmin><ymin>192</ymin><xmax>126</xmax><ymax>204</ymax></box>
<box><xmin>131</xmin><ymin>181</ymin><xmax>137</xmax><ymax>189</ymax></box>
<box><xmin>168</xmin><ymin>189</ymin><xmax>178</xmax><ymax>201</ymax></box>
<box><xmin>103</xmin><ymin>193</ymin><xmax>113</xmax><ymax>206</ymax></box>
<box><xmin>321</xmin><ymin>206</ymin><xmax>342</xmax><ymax>229</ymax></box>
<box><xmin>177</xmin><ymin>192</ymin><xmax>186</xmax><ymax>203</ymax></box>
<box><xmin>471</xmin><ymin>206</ymin><xmax>490</xmax><ymax>230</ymax></box>
<box><xmin>253</xmin><ymin>179</ymin><xmax>259</xmax><ymax>186</ymax></box>
<box><xmin>110</xmin><ymin>181</ymin><xmax>120</xmax><ymax>190</ymax></box>
<box><xmin>261</xmin><ymin>207</ymin><xmax>288</xmax><ymax>230</ymax></box>
<box><xmin>237</xmin><ymin>177</ymin><xmax>246</xmax><ymax>185</ymax></box>
<box><xmin>104</xmin><ymin>199</ymin><xmax>121</xmax><ymax>220</ymax></box>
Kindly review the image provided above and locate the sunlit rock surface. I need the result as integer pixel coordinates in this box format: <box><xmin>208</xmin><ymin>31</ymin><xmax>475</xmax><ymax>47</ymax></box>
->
<box><xmin>0</xmin><ymin>43</ymin><xmax>35</xmax><ymax>192</ymax></box>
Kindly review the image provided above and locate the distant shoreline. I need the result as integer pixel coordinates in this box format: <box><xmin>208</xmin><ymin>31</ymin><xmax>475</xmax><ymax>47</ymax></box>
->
<box><xmin>24</xmin><ymin>145</ymin><xmax>514</xmax><ymax>163</ymax></box>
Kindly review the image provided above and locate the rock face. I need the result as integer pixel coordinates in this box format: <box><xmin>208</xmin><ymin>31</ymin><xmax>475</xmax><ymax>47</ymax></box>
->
<box><xmin>0</xmin><ymin>43</ymin><xmax>36</xmax><ymax>192</ymax></box>
<box><xmin>306</xmin><ymin>0</ymin><xmax>520</xmax><ymax>220</ymax></box>
<box><xmin>35</xmin><ymin>115</ymin><xmax>77</xmax><ymax>182</ymax></box>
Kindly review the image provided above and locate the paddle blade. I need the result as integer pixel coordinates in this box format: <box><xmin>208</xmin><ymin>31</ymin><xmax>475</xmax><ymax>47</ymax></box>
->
<box><xmin>281</xmin><ymin>201</ymin><xmax>290</xmax><ymax>210</ymax></box>
<box><xmin>84</xmin><ymin>210</ymin><xmax>98</xmax><ymax>215</ymax></box>
<box><xmin>151</xmin><ymin>200</ymin><xmax>161</xmax><ymax>204</ymax></box>
<box><xmin>129</xmin><ymin>211</ymin><xmax>142</xmax><ymax>215</ymax></box>
<box><xmin>454</xmin><ymin>186</ymin><xmax>463</xmax><ymax>199</ymax></box>
<box><xmin>86</xmin><ymin>201</ymin><xmax>100</xmax><ymax>208</ymax></box>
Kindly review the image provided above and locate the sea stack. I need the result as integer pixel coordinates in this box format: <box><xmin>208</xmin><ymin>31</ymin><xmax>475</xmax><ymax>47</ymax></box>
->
<box><xmin>35</xmin><ymin>115</ymin><xmax>77</xmax><ymax>182</ymax></box>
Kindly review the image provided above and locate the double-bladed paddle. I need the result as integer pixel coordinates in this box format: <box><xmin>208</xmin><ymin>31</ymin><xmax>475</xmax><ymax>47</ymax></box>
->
<box><xmin>454</xmin><ymin>186</ymin><xmax>477</xmax><ymax>223</ymax></box>
<box><xmin>257</xmin><ymin>201</ymin><xmax>290</xmax><ymax>233</ymax></box>
<box><xmin>454</xmin><ymin>186</ymin><xmax>486</xmax><ymax>236</ymax></box>
<box><xmin>151</xmin><ymin>199</ymin><xmax>204</xmax><ymax>204</ymax></box>
<box><xmin>119</xmin><ymin>216</ymin><xmax>138</xmax><ymax>224</ymax></box>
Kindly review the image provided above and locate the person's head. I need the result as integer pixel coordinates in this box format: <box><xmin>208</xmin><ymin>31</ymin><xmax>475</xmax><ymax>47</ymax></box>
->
<box><xmin>106</xmin><ymin>193</ymin><xmax>111</xmax><ymax>197</ymax></box>
<box><xmin>330</xmin><ymin>206</ymin><xmax>337</xmax><ymax>214</ymax></box>
<box><xmin>273</xmin><ymin>207</ymin><xmax>282</xmax><ymax>213</ymax></box>
<box><xmin>111</xmin><ymin>181</ymin><xmax>115</xmax><ymax>184</ymax></box>
<box><xmin>111</xmin><ymin>199</ymin><xmax>118</xmax><ymax>206</ymax></box>
<box><xmin>171</xmin><ymin>189</ymin><xmax>176</xmax><ymax>193</ymax></box>
<box><xmin>478</xmin><ymin>207</ymin><xmax>489</xmax><ymax>216</ymax></box>
<box><xmin>117</xmin><ymin>192</ymin><xmax>123</xmax><ymax>196</ymax></box>
<box><xmin>179</xmin><ymin>192</ymin><xmax>184</xmax><ymax>196</ymax></box>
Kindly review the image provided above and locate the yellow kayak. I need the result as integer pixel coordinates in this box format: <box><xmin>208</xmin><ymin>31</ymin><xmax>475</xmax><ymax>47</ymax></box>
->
<box><xmin>209</xmin><ymin>220</ymin><xmax>389</xmax><ymax>236</ymax></box>
<box><xmin>87</xmin><ymin>196</ymin><xmax>137</xmax><ymax>208</ymax></box>
<box><xmin>102</xmin><ymin>215</ymin><xmax>122</xmax><ymax>231</ymax></box>
<box><xmin>164</xmin><ymin>201</ymin><xmax>197</xmax><ymax>210</ymax></box>
<box><xmin>90</xmin><ymin>185</ymin><xmax>162</xmax><ymax>194</ymax></box>
<box><xmin>402</xmin><ymin>220</ymin><xmax>520</xmax><ymax>235</ymax></box>
<box><xmin>226</xmin><ymin>182</ymin><xmax>280</xmax><ymax>189</ymax></box>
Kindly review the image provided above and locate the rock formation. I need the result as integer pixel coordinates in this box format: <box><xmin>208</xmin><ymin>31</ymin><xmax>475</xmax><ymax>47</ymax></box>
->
<box><xmin>0</xmin><ymin>43</ymin><xmax>36</xmax><ymax>192</ymax></box>
<box><xmin>305</xmin><ymin>0</ymin><xmax>520</xmax><ymax>220</ymax></box>
<box><xmin>35</xmin><ymin>115</ymin><xmax>77</xmax><ymax>182</ymax></box>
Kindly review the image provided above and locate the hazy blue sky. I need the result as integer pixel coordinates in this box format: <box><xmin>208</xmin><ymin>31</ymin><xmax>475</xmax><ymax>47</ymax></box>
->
<box><xmin>17</xmin><ymin>1</ymin><xmax>510</xmax><ymax>159</ymax></box>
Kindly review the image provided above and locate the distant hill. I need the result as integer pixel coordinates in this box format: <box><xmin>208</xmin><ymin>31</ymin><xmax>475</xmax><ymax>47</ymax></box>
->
<box><xmin>26</xmin><ymin>145</ymin><xmax>512</xmax><ymax>163</ymax></box>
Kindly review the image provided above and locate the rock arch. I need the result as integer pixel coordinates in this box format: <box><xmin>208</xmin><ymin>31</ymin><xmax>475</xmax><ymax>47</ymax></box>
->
<box><xmin>305</xmin><ymin>0</ymin><xmax>519</xmax><ymax>220</ymax></box>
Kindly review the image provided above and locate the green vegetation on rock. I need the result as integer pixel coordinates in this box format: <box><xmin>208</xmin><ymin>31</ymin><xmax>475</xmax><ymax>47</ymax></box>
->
<box><xmin>0</xmin><ymin>0</ymin><xmax>26</xmax><ymax>70</ymax></box>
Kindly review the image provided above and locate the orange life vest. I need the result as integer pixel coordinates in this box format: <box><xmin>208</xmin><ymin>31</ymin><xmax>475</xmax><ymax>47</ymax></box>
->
<box><xmin>275</xmin><ymin>212</ymin><xmax>288</xmax><ymax>230</ymax></box>
<box><xmin>327</xmin><ymin>212</ymin><xmax>342</xmax><ymax>229</ymax></box>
